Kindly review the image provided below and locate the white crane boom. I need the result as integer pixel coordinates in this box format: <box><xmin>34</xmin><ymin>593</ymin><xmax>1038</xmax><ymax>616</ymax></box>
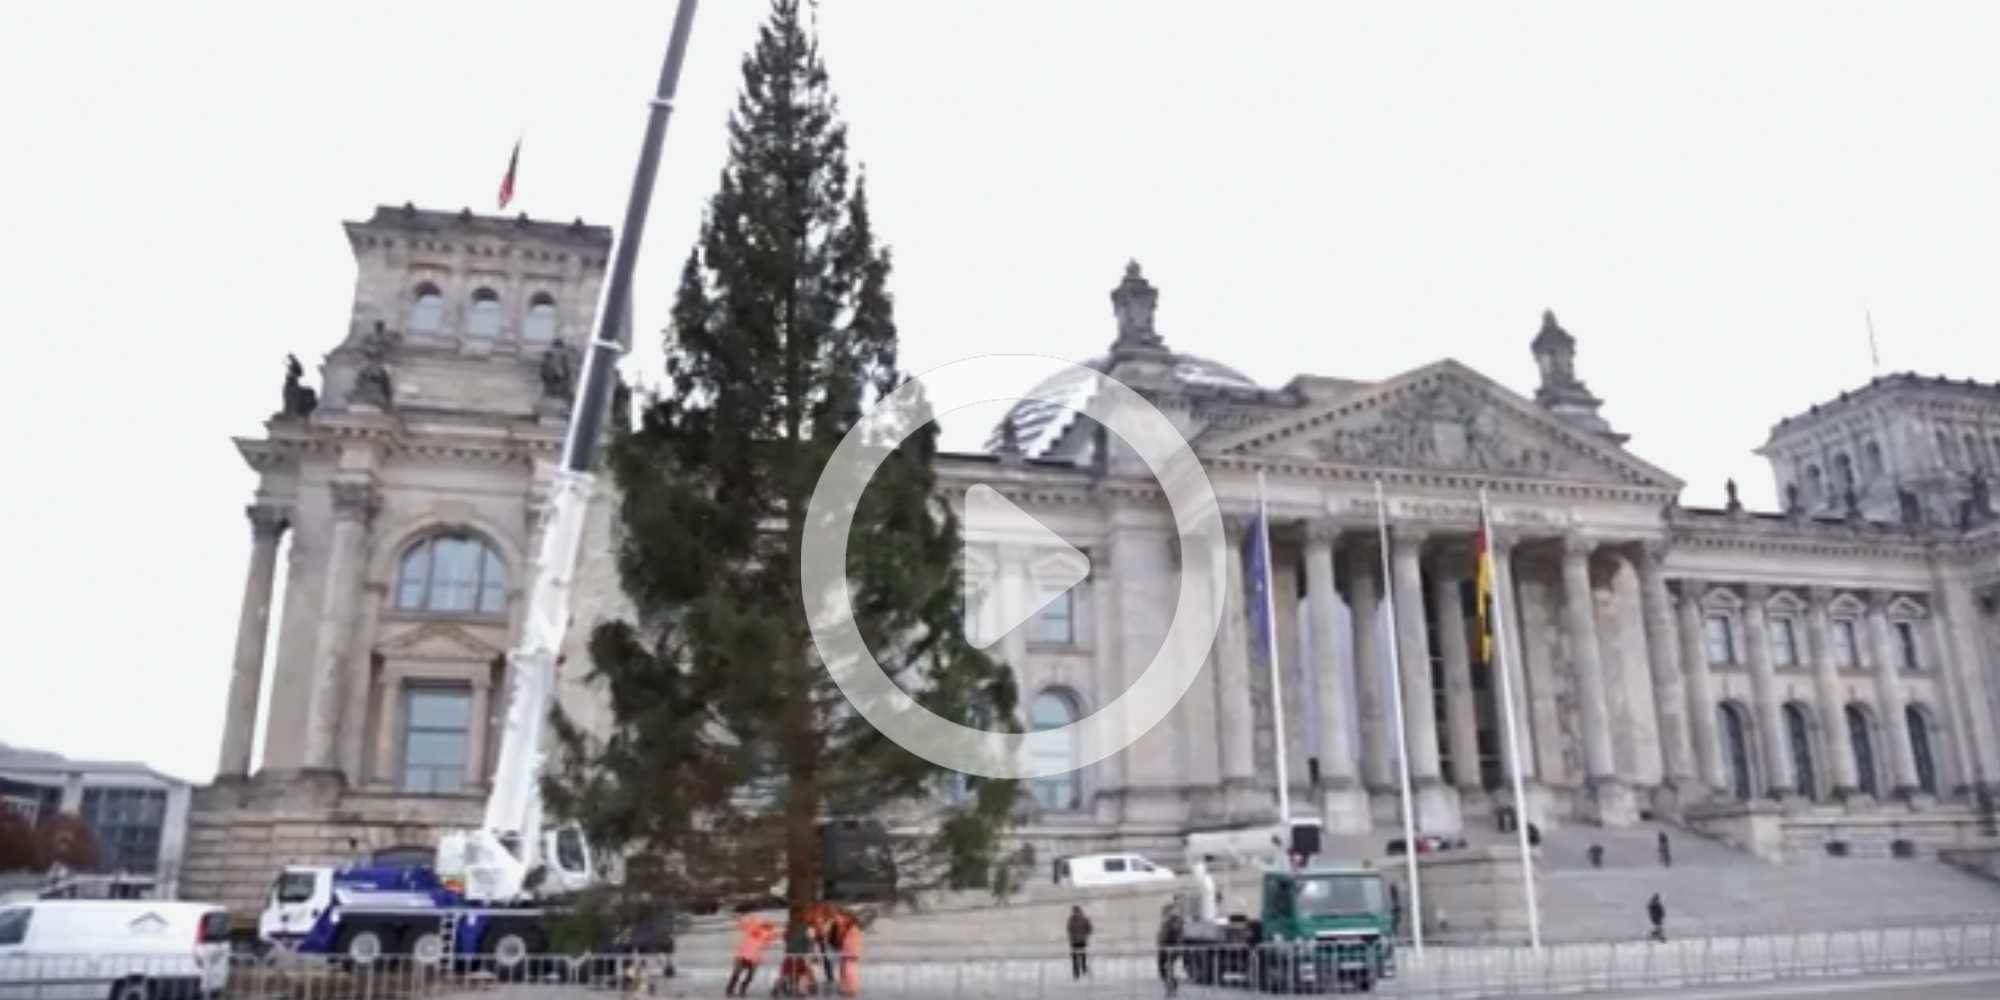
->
<box><xmin>435</xmin><ymin>0</ymin><xmax>705</xmax><ymax>906</ymax></box>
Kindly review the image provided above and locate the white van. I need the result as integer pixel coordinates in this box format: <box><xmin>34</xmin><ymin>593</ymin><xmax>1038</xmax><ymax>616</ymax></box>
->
<box><xmin>0</xmin><ymin>900</ymin><xmax>231</xmax><ymax>1000</ymax></box>
<box><xmin>1055</xmin><ymin>853</ymin><xmax>1177</xmax><ymax>889</ymax></box>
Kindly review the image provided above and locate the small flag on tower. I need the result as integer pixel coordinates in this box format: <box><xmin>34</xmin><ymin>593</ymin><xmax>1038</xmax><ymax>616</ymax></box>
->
<box><xmin>498</xmin><ymin>139</ymin><xmax>522</xmax><ymax>211</ymax></box>
<box><xmin>1473</xmin><ymin>519</ymin><xmax>1497</xmax><ymax>666</ymax></box>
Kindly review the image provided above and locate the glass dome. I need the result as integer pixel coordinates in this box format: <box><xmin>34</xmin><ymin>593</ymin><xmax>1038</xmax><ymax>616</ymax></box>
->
<box><xmin>984</xmin><ymin>353</ymin><xmax>1261</xmax><ymax>457</ymax></box>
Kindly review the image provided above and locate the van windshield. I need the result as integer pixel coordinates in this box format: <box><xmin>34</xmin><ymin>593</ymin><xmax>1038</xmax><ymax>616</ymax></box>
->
<box><xmin>272</xmin><ymin>872</ymin><xmax>318</xmax><ymax>904</ymax></box>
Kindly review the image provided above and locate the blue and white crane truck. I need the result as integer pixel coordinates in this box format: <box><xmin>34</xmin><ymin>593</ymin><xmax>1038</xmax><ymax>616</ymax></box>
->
<box><xmin>254</xmin><ymin>0</ymin><xmax>705</xmax><ymax>980</ymax></box>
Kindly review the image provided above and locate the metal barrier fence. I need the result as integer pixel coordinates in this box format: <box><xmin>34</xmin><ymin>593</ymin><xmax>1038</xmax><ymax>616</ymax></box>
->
<box><xmin>13</xmin><ymin>921</ymin><xmax>2000</xmax><ymax>1000</ymax></box>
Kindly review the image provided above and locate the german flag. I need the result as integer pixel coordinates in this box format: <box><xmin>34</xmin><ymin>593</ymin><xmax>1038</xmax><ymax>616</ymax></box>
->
<box><xmin>1473</xmin><ymin>522</ymin><xmax>1496</xmax><ymax>666</ymax></box>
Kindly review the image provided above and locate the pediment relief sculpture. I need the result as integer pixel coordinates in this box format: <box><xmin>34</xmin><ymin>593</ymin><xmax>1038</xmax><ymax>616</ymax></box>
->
<box><xmin>1215</xmin><ymin>363</ymin><xmax>1678</xmax><ymax>489</ymax></box>
<box><xmin>376</xmin><ymin>620</ymin><xmax>506</xmax><ymax>662</ymax></box>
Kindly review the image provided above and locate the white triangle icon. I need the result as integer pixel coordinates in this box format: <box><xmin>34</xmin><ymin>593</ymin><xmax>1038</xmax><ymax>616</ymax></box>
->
<box><xmin>962</xmin><ymin>484</ymin><xmax>1091</xmax><ymax>651</ymax></box>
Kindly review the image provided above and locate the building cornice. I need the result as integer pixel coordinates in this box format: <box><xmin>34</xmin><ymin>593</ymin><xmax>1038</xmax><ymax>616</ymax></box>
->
<box><xmin>237</xmin><ymin>414</ymin><xmax>563</xmax><ymax>473</ymax></box>
<box><xmin>1666</xmin><ymin>505</ymin><xmax>1982</xmax><ymax>563</ymax></box>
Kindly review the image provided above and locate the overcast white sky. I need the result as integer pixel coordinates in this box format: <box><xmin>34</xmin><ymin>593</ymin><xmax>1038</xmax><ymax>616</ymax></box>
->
<box><xmin>2</xmin><ymin>1</ymin><xmax>1997</xmax><ymax>782</ymax></box>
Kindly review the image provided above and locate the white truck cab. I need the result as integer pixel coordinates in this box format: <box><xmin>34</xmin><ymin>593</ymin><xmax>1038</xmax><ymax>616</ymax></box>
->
<box><xmin>258</xmin><ymin>867</ymin><xmax>331</xmax><ymax>948</ymax></box>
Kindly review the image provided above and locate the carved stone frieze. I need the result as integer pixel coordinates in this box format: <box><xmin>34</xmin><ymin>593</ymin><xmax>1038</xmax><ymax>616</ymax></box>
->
<box><xmin>1308</xmin><ymin>379</ymin><xmax>1595</xmax><ymax>480</ymax></box>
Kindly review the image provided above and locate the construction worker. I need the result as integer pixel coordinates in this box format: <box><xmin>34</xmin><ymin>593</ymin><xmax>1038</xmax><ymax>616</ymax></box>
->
<box><xmin>834</xmin><ymin>908</ymin><xmax>863</xmax><ymax>997</ymax></box>
<box><xmin>727</xmin><ymin>914</ymin><xmax>776</xmax><ymax>998</ymax></box>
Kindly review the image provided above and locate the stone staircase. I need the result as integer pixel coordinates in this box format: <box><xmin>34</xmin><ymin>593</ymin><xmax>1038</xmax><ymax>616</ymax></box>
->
<box><xmin>669</xmin><ymin>819</ymin><xmax>2000</xmax><ymax>961</ymax></box>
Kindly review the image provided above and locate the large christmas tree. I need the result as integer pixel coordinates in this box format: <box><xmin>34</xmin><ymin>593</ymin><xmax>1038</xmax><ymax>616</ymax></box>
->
<box><xmin>547</xmin><ymin>0</ymin><xmax>1020</xmax><ymax>933</ymax></box>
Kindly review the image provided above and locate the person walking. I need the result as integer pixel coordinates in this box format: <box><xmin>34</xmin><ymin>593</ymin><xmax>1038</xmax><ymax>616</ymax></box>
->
<box><xmin>1157</xmin><ymin>901</ymin><xmax>1185</xmax><ymax>996</ymax></box>
<box><xmin>1067</xmin><ymin>905</ymin><xmax>1094</xmax><ymax>980</ymax></box>
<box><xmin>1657</xmin><ymin>830</ymin><xmax>1673</xmax><ymax>868</ymax></box>
<box><xmin>1646</xmin><ymin>893</ymin><xmax>1667</xmax><ymax>943</ymax></box>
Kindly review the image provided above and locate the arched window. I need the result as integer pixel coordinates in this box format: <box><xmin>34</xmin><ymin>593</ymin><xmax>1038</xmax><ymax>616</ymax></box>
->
<box><xmin>1938</xmin><ymin>430</ymin><xmax>1958</xmax><ymax>468</ymax></box>
<box><xmin>1845</xmin><ymin>704</ymin><xmax>1878</xmax><ymax>798</ymax></box>
<box><xmin>523</xmin><ymin>293</ymin><xmax>559</xmax><ymax>342</ymax></box>
<box><xmin>396</xmin><ymin>533</ymin><xmax>508</xmax><ymax>615</ymax></box>
<box><xmin>1863</xmin><ymin>440</ymin><xmax>1884</xmax><ymax>479</ymax></box>
<box><xmin>1718</xmin><ymin>702</ymin><xmax>1755</xmax><ymax>801</ymax></box>
<box><xmin>1806</xmin><ymin>465</ymin><xmax>1825</xmax><ymax>504</ymax></box>
<box><xmin>466</xmin><ymin>288</ymin><xmax>503</xmax><ymax>339</ymax></box>
<box><xmin>1834</xmin><ymin>453</ymin><xmax>1855</xmax><ymax>494</ymax></box>
<box><xmin>1969</xmin><ymin>433</ymin><xmax>1988</xmax><ymax>470</ymax></box>
<box><xmin>408</xmin><ymin>283</ymin><xmax>445</xmax><ymax>335</ymax></box>
<box><xmin>1906</xmin><ymin>705</ymin><xmax>1939</xmax><ymax>796</ymax></box>
<box><xmin>1027</xmin><ymin>689</ymin><xmax>1081</xmax><ymax>811</ymax></box>
<box><xmin>1784</xmin><ymin>702</ymin><xmax>1818</xmax><ymax>801</ymax></box>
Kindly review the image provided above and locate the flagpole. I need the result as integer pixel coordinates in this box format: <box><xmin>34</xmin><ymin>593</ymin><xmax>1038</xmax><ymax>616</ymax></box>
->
<box><xmin>1480</xmin><ymin>488</ymin><xmax>1542</xmax><ymax>951</ymax></box>
<box><xmin>1256</xmin><ymin>470</ymin><xmax>1294</xmax><ymax>836</ymax></box>
<box><xmin>1866</xmin><ymin>307</ymin><xmax>1881</xmax><ymax>373</ymax></box>
<box><xmin>1373</xmin><ymin>478</ymin><xmax>1423</xmax><ymax>956</ymax></box>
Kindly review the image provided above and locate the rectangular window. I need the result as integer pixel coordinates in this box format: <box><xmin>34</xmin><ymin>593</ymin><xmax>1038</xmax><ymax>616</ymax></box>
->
<box><xmin>401</xmin><ymin>685</ymin><xmax>472</xmax><ymax>795</ymax></box>
<box><xmin>78</xmin><ymin>787</ymin><xmax>167</xmax><ymax>874</ymax></box>
<box><xmin>1832</xmin><ymin>619</ymin><xmax>1859</xmax><ymax>669</ymax></box>
<box><xmin>1895</xmin><ymin>621</ymin><xmax>1921</xmax><ymax>671</ymax></box>
<box><xmin>1769</xmin><ymin>618</ymin><xmax>1798</xmax><ymax>667</ymax></box>
<box><xmin>1703</xmin><ymin>615</ymin><xmax>1736</xmax><ymax>665</ymax></box>
<box><xmin>1030</xmin><ymin>589</ymin><xmax>1076</xmax><ymax>645</ymax></box>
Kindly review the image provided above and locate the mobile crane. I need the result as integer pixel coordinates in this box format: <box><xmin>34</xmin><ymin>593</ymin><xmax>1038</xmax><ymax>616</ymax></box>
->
<box><xmin>256</xmin><ymin>0</ymin><xmax>704</xmax><ymax>976</ymax></box>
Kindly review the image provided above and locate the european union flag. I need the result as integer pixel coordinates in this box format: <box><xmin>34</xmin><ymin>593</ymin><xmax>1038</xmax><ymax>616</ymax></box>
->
<box><xmin>1244</xmin><ymin>512</ymin><xmax>1275</xmax><ymax>663</ymax></box>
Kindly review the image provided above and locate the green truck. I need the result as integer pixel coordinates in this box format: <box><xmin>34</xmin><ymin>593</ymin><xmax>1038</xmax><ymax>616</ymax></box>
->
<box><xmin>1178</xmin><ymin>864</ymin><xmax>1398</xmax><ymax>993</ymax></box>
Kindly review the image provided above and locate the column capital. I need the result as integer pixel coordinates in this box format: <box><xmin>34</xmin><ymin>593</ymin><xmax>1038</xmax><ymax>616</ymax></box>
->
<box><xmin>1675</xmin><ymin>579</ymin><xmax>1708</xmax><ymax>604</ymax></box>
<box><xmin>1743</xmin><ymin>582</ymin><xmax>1771</xmax><ymax>604</ymax></box>
<box><xmin>1485</xmin><ymin>529</ymin><xmax>1520</xmax><ymax>558</ymax></box>
<box><xmin>1305</xmin><ymin>520</ymin><xmax>1343</xmax><ymax>546</ymax></box>
<box><xmin>1387</xmin><ymin>523</ymin><xmax>1427</xmax><ymax>547</ymax></box>
<box><xmin>1223</xmin><ymin>513</ymin><xmax>1253</xmax><ymax>535</ymax></box>
<box><xmin>1636</xmin><ymin>537</ymin><xmax>1672</xmax><ymax>566</ymax></box>
<box><xmin>1865</xmin><ymin>590</ymin><xmax>1897</xmax><ymax>614</ymax></box>
<box><xmin>246</xmin><ymin>504</ymin><xmax>290</xmax><ymax>541</ymax></box>
<box><xmin>1560</xmin><ymin>533</ymin><xmax>1597</xmax><ymax>559</ymax></box>
<box><xmin>329</xmin><ymin>481</ymin><xmax>381</xmax><ymax>525</ymax></box>
<box><xmin>1806</xmin><ymin>585</ymin><xmax>1837</xmax><ymax>608</ymax></box>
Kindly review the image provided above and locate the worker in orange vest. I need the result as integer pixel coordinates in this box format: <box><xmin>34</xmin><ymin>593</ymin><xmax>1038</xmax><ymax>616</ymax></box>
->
<box><xmin>727</xmin><ymin>915</ymin><xmax>776</xmax><ymax>998</ymax></box>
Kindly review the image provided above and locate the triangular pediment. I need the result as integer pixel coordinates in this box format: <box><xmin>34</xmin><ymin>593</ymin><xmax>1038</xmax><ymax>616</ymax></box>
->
<box><xmin>376</xmin><ymin>621</ymin><xmax>506</xmax><ymax>662</ymax></box>
<box><xmin>1207</xmin><ymin>360</ymin><xmax>1683</xmax><ymax>490</ymax></box>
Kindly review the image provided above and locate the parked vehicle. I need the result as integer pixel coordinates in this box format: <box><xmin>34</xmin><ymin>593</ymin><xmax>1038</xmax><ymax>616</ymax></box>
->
<box><xmin>1055</xmin><ymin>853</ymin><xmax>1177</xmax><ymax>889</ymax></box>
<box><xmin>0</xmin><ymin>899</ymin><xmax>231</xmax><ymax>1000</ymax></box>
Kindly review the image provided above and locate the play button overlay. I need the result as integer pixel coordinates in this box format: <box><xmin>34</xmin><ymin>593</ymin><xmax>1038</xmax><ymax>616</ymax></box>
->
<box><xmin>960</xmin><ymin>484</ymin><xmax>1091</xmax><ymax>651</ymax></box>
<box><xmin>802</xmin><ymin>354</ymin><xmax>1227</xmax><ymax>780</ymax></box>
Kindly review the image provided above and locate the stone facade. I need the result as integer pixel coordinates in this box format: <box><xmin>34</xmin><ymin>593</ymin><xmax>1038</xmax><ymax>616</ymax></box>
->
<box><xmin>183</xmin><ymin>205</ymin><xmax>2000</xmax><ymax>915</ymax></box>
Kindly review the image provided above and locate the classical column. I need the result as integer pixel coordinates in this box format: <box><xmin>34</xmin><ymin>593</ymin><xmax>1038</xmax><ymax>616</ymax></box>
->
<box><xmin>1741</xmin><ymin>585</ymin><xmax>1797</xmax><ymax>796</ymax></box>
<box><xmin>371</xmin><ymin>666</ymin><xmax>403</xmax><ymax>787</ymax></box>
<box><xmin>1634</xmin><ymin>542</ymin><xmax>1696</xmax><ymax>798</ymax></box>
<box><xmin>216</xmin><ymin>504</ymin><xmax>289</xmax><ymax>778</ymax></box>
<box><xmin>1489</xmin><ymin>533</ymin><xmax>1536</xmax><ymax>785</ymax></box>
<box><xmin>1558</xmin><ymin>535</ymin><xmax>1629</xmax><ymax>821</ymax></box>
<box><xmin>1430</xmin><ymin>556</ymin><xmax>1482</xmax><ymax>797</ymax></box>
<box><xmin>997</xmin><ymin>544</ymin><xmax>1032</xmax><ymax>674</ymax></box>
<box><xmin>1865</xmin><ymin>592</ymin><xmax>1920</xmax><ymax>797</ymax></box>
<box><xmin>1806</xmin><ymin>587</ymin><xmax>1861</xmax><ymax>798</ymax></box>
<box><xmin>1216</xmin><ymin>517</ymin><xmax>1259</xmax><ymax>790</ymax></box>
<box><xmin>1675</xmin><ymin>581</ymin><xmax>1727</xmax><ymax>794</ymax></box>
<box><xmin>1389</xmin><ymin>525</ymin><xmax>1456</xmax><ymax>832</ymax></box>
<box><xmin>1306</xmin><ymin>525</ymin><xmax>1367</xmax><ymax>831</ymax></box>
<box><xmin>1088</xmin><ymin>542</ymin><xmax>1125</xmax><ymax>818</ymax></box>
<box><xmin>302</xmin><ymin>480</ymin><xmax>379</xmax><ymax>773</ymax></box>
<box><xmin>1932</xmin><ymin>564</ymin><xmax>2000</xmax><ymax>792</ymax></box>
<box><xmin>1344</xmin><ymin>544</ymin><xmax>1393</xmax><ymax>794</ymax></box>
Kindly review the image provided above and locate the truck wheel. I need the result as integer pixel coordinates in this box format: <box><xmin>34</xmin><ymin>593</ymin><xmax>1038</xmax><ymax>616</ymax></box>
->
<box><xmin>406</xmin><ymin>930</ymin><xmax>446</xmax><ymax>970</ymax></box>
<box><xmin>338</xmin><ymin>927</ymin><xmax>388</xmax><ymax>967</ymax></box>
<box><xmin>487</xmin><ymin>930</ymin><xmax>539</xmax><ymax>982</ymax></box>
<box><xmin>106</xmin><ymin>976</ymin><xmax>150</xmax><ymax>1000</ymax></box>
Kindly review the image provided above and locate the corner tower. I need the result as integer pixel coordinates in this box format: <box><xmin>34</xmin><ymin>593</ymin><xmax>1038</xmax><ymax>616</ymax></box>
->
<box><xmin>188</xmin><ymin>206</ymin><xmax>628</xmax><ymax>914</ymax></box>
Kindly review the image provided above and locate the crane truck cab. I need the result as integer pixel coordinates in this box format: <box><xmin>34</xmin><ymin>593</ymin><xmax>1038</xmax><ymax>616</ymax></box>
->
<box><xmin>1179</xmin><ymin>864</ymin><xmax>1395</xmax><ymax>993</ymax></box>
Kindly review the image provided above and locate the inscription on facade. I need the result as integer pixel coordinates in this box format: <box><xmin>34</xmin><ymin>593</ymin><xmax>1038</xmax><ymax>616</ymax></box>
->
<box><xmin>1342</xmin><ymin>497</ymin><xmax>1571</xmax><ymax>528</ymax></box>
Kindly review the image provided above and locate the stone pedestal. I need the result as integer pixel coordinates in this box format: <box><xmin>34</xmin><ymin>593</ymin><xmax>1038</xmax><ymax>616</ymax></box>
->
<box><xmin>1586</xmin><ymin>778</ymin><xmax>1638</xmax><ymax>826</ymax></box>
<box><xmin>1415</xmin><ymin>779</ymin><xmax>1463</xmax><ymax>836</ymax></box>
<box><xmin>1382</xmin><ymin>845</ymin><xmax>1536</xmax><ymax>944</ymax></box>
<box><xmin>1318</xmin><ymin>784</ymin><xmax>1372</xmax><ymax>835</ymax></box>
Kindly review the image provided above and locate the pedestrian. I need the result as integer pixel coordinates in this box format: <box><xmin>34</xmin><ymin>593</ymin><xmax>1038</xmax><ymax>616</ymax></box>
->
<box><xmin>1157</xmin><ymin>901</ymin><xmax>1185</xmax><ymax>995</ymax></box>
<box><xmin>726</xmin><ymin>914</ymin><xmax>775</xmax><ymax>998</ymax></box>
<box><xmin>1388</xmin><ymin>882</ymin><xmax>1403</xmax><ymax>940</ymax></box>
<box><xmin>1657</xmin><ymin>830</ymin><xmax>1673</xmax><ymax>868</ymax></box>
<box><xmin>834</xmin><ymin>909</ymin><xmax>863</xmax><ymax>997</ymax></box>
<box><xmin>1067</xmin><ymin>904</ymin><xmax>1094</xmax><ymax>980</ymax></box>
<box><xmin>1646</xmin><ymin>893</ymin><xmax>1666</xmax><ymax>943</ymax></box>
<box><xmin>1588</xmin><ymin>843</ymin><xmax>1605</xmax><ymax>869</ymax></box>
